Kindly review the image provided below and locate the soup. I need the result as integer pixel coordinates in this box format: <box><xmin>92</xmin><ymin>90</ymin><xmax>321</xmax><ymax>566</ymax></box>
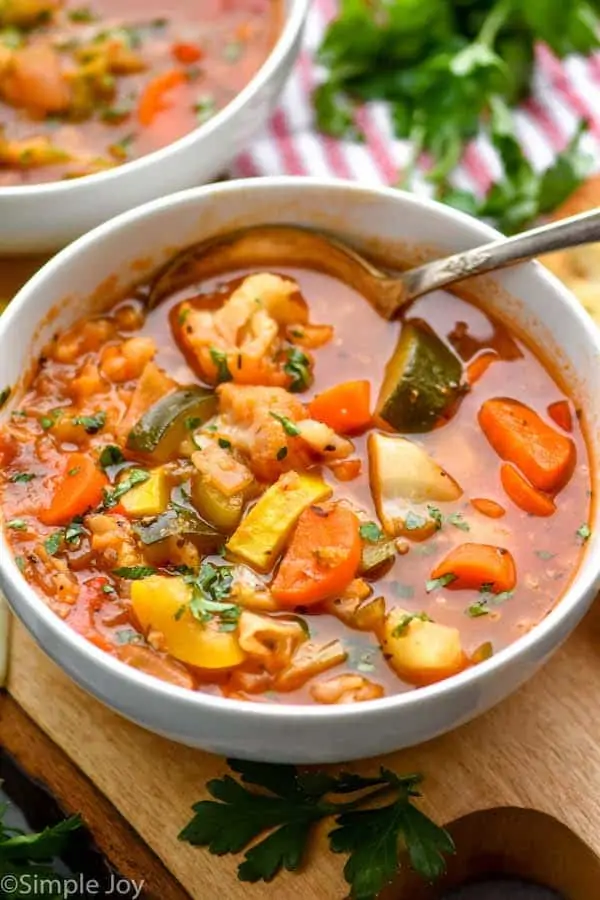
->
<box><xmin>0</xmin><ymin>0</ymin><xmax>280</xmax><ymax>185</ymax></box>
<box><xmin>0</xmin><ymin>260</ymin><xmax>591</xmax><ymax>704</ymax></box>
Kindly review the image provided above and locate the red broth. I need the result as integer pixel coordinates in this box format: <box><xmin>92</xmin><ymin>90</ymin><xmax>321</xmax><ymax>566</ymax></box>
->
<box><xmin>0</xmin><ymin>0</ymin><xmax>281</xmax><ymax>185</ymax></box>
<box><xmin>0</xmin><ymin>266</ymin><xmax>591</xmax><ymax>704</ymax></box>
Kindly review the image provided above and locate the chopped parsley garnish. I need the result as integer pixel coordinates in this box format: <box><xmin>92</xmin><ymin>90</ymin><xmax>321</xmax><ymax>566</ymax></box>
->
<box><xmin>223</xmin><ymin>41</ymin><xmax>244</xmax><ymax>63</ymax></box>
<box><xmin>99</xmin><ymin>444</ymin><xmax>124</xmax><ymax>469</ymax></box>
<box><xmin>40</xmin><ymin>408</ymin><xmax>63</xmax><ymax>430</ymax></box>
<box><xmin>276</xmin><ymin>446</ymin><xmax>288</xmax><ymax>461</ymax></box>
<box><xmin>7</xmin><ymin>518</ymin><xmax>27</xmax><ymax>530</ymax></box>
<box><xmin>185</xmin><ymin>416</ymin><xmax>202</xmax><ymax>431</ymax></box>
<box><xmin>479</xmin><ymin>585</ymin><xmax>514</xmax><ymax>605</ymax></box>
<box><xmin>113</xmin><ymin>565</ymin><xmax>156</xmax><ymax>579</ymax></box>
<box><xmin>283</xmin><ymin>347</ymin><xmax>311</xmax><ymax>392</ymax></box>
<box><xmin>102</xmin><ymin>583</ymin><xmax>116</xmax><ymax>594</ymax></box>
<box><xmin>65</xmin><ymin>521</ymin><xmax>86</xmax><ymax>544</ymax></box>
<box><xmin>425</xmin><ymin>573</ymin><xmax>456</xmax><ymax>593</ymax></box>
<box><xmin>577</xmin><ymin>523</ymin><xmax>591</xmax><ymax>542</ymax></box>
<box><xmin>466</xmin><ymin>602</ymin><xmax>489</xmax><ymax>618</ymax></box>
<box><xmin>44</xmin><ymin>531</ymin><xmax>63</xmax><ymax>556</ymax></box>
<box><xmin>269</xmin><ymin>411</ymin><xmax>301</xmax><ymax>436</ymax></box>
<box><xmin>181</xmin><ymin>562</ymin><xmax>241</xmax><ymax>632</ymax></box>
<box><xmin>426</xmin><ymin>505</ymin><xmax>443</xmax><ymax>529</ymax></box>
<box><xmin>102</xmin><ymin>468</ymin><xmax>149</xmax><ymax>509</ymax></box>
<box><xmin>218</xmin><ymin>437</ymin><xmax>232</xmax><ymax>450</ymax></box>
<box><xmin>535</xmin><ymin>549</ymin><xmax>556</xmax><ymax>561</ymax></box>
<box><xmin>194</xmin><ymin>94</ymin><xmax>217</xmax><ymax>124</ymax></box>
<box><xmin>10</xmin><ymin>472</ymin><xmax>35</xmax><ymax>483</ymax></box>
<box><xmin>15</xmin><ymin>555</ymin><xmax>25</xmax><ymax>572</ymax></box>
<box><xmin>68</xmin><ymin>6</ymin><xmax>97</xmax><ymax>22</ymax></box>
<box><xmin>392</xmin><ymin>611</ymin><xmax>431</xmax><ymax>637</ymax></box>
<box><xmin>447</xmin><ymin>512</ymin><xmax>470</xmax><ymax>532</ymax></box>
<box><xmin>0</xmin><ymin>27</ymin><xmax>23</xmax><ymax>49</ymax></box>
<box><xmin>0</xmin><ymin>386</ymin><xmax>10</xmax><ymax>409</ymax></box>
<box><xmin>359</xmin><ymin>521</ymin><xmax>384</xmax><ymax>542</ymax></box>
<box><xmin>100</xmin><ymin>102</ymin><xmax>133</xmax><ymax>124</ymax></box>
<box><xmin>180</xmin><ymin>759</ymin><xmax>454</xmax><ymax>894</ymax></box>
<box><xmin>178</xmin><ymin>307</ymin><xmax>190</xmax><ymax>325</ymax></box>
<box><xmin>68</xmin><ymin>467</ymin><xmax>81</xmax><ymax>477</ymax></box>
<box><xmin>108</xmin><ymin>132</ymin><xmax>136</xmax><ymax>161</ymax></box>
<box><xmin>115</xmin><ymin>628</ymin><xmax>142</xmax><ymax>644</ymax></box>
<box><xmin>209</xmin><ymin>347</ymin><xmax>233</xmax><ymax>384</ymax></box>
<box><xmin>404</xmin><ymin>511</ymin><xmax>428</xmax><ymax>531</ymax></box>
<box><xmin>73</xmin><ymin>411</ymin><xmax>106</xmax><ymax>434</ymax></box>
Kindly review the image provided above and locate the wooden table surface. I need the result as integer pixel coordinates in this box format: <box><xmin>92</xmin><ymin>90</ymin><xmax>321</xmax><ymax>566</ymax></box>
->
<box><xmin>2</xmin><ymin>254</ymin><xmax>600</xmax><ymax>899</ymax></box>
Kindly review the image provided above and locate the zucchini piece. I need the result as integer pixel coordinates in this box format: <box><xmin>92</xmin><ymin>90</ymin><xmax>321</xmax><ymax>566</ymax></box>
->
<box><xmin>368</xmin><ymin>433</ymin><xmax>462</xmax><ymax>540</ymax></box>
<box><xmin>127</xmin><ymin>386</ymin><xmax>216</xmax><ymax>463</ymax></box>
<box><xmin>191</xmin><ymin>471</ymin><xmax>244</xmax><ymax>533</ymax></box>
<box><xmin>227</xmin><ymin>471</ymin><xmax>332</xmax><ymax>573</ymax></box>
<box><xmin>133</xmin><ymin>506</ymin><xmax>223</xmax><ymax>550</ymax></box>
<box><xmin>131</xmin><ymin>575</ymin><xmax>245</xmax><ymax>669</ymax></box>
<box><xmin>360</xmin><ymin>538</ymin><xmax>396</xmax><ymax>578</ymax></box>
<box><xmin>376</xmin><ymin>320</ymin><xmax>463</xmax><ymax>432</ymax></box>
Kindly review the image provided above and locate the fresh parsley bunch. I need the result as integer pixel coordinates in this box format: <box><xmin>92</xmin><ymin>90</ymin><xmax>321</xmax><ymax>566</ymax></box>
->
<box><xmin>314</xmin><ymin>0</ymin><xmax>597</xmax><ymax>232</ymax></box>
<box><xmin>180</xmin><ymin>759</ymin><xmax>454</xmax><ymax>900</ymax></box>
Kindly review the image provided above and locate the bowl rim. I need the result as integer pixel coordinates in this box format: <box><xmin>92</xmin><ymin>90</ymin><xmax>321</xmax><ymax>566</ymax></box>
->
<box><xmin>0</xmin><ymin>0</ymin><xmax>310</xmax><ymax>199</ymax></box>
<box><xmin>2</xmin><ymin>175</ymin><xmax>599</xmax><ymax>724</ymax></box>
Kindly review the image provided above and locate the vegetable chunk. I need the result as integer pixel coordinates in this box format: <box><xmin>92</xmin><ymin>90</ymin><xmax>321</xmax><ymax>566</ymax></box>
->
<box><xmin>479</xmin><ymin>397</ymin><xmax>576</xmax><ymax>493</ymax></box>
<box><xmin>430</xmin><ymin>543</ymin><xmax>516</xmax><ymax>593</ymax></box>
<box><xmin>382</xmin><ymin>608</ymin><xmax>467</xmax><ymax>686</ymax></box>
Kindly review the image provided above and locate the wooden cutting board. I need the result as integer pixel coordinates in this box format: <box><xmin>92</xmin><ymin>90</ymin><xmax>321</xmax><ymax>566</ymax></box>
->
<box><xmin>3</xmin><ymin>255</ymin><xmax>600</xmax><ymax>898</ymax></box>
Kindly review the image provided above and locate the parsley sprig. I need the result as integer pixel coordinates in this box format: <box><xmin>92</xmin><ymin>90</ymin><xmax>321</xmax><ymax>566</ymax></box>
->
<box><xmin>180</xmin><ymin>562</ymin><xmax>241</xmax><ymax>632</ymax></box>
<box><xmin>180</xmin><ymin>759</ymin><xmax>454</xmax><ymax>898</ymax></box>
<box><xmin>0</xmin><ymin>805</ymin><xmax>82</xmax><ymax>883</ymax></box>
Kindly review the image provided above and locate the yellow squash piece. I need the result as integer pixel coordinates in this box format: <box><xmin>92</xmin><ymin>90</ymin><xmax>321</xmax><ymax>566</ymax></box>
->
<box><xmin>121</xmin><ymin>468</ymin><xmax>169</xmax><ymax>517</ymax></box>
<box><xmin>382</xmin><ymin>607</ymin><xmax>466</xmax><ymax>686</ymax></box>
<box><xmin>226</xmin><ymin>471</ymin><xmax>332</xmax><ymax>572</ymax></box>
<box><xmin>131</xmin><ymin>575</ymin><xmax>245</xmax><ymax>669</ymax></box>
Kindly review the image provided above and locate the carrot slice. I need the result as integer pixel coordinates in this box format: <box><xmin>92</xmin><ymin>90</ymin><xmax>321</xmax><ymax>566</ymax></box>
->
<box><xmin>478</xmin><ymin>397</ymin><xmax>576</xmax><ymax>493</ymax></box>
<box><xmin>171</xmin><ymin>43</ymin><xmax>203</xmax><ymax>65</ymax></box>
<box><xmin>466</xmin><ymin>350</ymin><xmax>498</xmax><ymax>386</ymax></box>
<box><xmin>430</xmin><ymin>543</ymin><xmax>516</xmax><ymax>593</ymax></box>
<box><xmin>328</xmin><ymin>458</ymin><xmax>362</xmax><ymax>482</ymax></box>
<box><xmin>470</xmin><ymin>497</ymin><xmax>506</xmax><ymax>518</ymax></box>
<box><xmin>500</xmin><ymin>463</ymin><xmax>556</xmax><ymax>517</ymax></box>
<box><xmin>40</xmin><ymin>452</ymin><xmax>107</xmax><ymax>526</ymax></box>
<box><xmin>138</xmin><ymin>69</ymin><xmax>186</xmax><ymax>127</ymax></box>
<box><xmin>272</xmin><ymin>505</ymin><xmax>361</xmax><ymax>607</ymax></box>
<box><xmin>308</xmin><ymin>380</ymin><xmax>371</xmax><ymax>434</ymax></box>
<box><xmin>547</xmin><ymin>399</ymin><xmax>573</xmax><ymax>433</ymax></box>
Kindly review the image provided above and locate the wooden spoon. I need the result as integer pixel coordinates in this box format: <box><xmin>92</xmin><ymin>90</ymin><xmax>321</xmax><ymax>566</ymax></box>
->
<box><xmin>148</xmin><ymin>210</ymin><xmax>600</xmax><ymax>318</ymax></box>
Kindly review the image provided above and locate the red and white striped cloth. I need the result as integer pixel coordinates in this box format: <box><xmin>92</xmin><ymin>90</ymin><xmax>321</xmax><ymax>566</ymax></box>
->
<box><xmin>233</xmin><ymin>0</ymin><xmax>600</xmax><ymax>195</ymax></box>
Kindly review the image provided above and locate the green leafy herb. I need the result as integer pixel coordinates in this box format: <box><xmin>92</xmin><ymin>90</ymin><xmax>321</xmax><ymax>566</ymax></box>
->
<box><xmin>73</xmin><ymin>411</ymin><xmax>106</xmax><ymax>434</ymax></box>
<box><xmin>99</xmin><ymin>444</ymin><xmax>124</xmax><ymax>469</ymax></box>
<box><xmin>180</xmin><ymin>759</ymin><xmax>453</xmax><ymax>896</ymax></box>
<box><xmin>315</xmin><ymin>0</ymin><xmax>598</xmax><ymax>231</ymax></box>
<box><xmin>185</xmin><ymin>416</ymin><xmax>202</xmax><ymax>432</ymax></box>
<box><xmin>0</xmin><ymin>386</ymin><xmax>10</xmax><ymax>409</ymax></box>
<box><xmin>44</xmin><ymin>531</ymin><xmax>63</xmax><ymax>556</ymax></box>
<box><xmin>479</xmin><ymin>586</ymin><xmax>514</xmax><ymax>605</ymax></box>
<box><xmin>269</xmin><ymin>412</ymin><xmax>301</xmax><ymax>437</ymax></box>
<box><xmin>447</xmin><ymin>512</ymin><xmax>470</xmax><ymax>532</ymax></box>
<box><xmin>115</xmin><ymin>628</ymin><xmax>142</xmax><ymax>644</ymax></box>
<box><xmin>425</xmin><ymin>573</ymin><xmax>456</xmax><ymax>593</ymax></box>
<box><xmin>194</xmin><ymin>94</ymin><xmax>217</xmax><ymax>124</ymax></box>
<box><xmin>359</xmin><ymin>521</ymin><xmax>385</xmax><ymax>542</ymax></box>
<box><xmin>108</xmin><ymin>132</ymin><xmax>136</xmax><ymax>161</ymax></box>
<box><xmin>100</xmin><ymin>102</ymin><xmax>133</xmax><ymax>123</ymax></box>
<box><xmin>68</xmin><ymin>6</ymin><xmax>97</xmax><ymax>21</ymax></box>
<box><xmin>64</xmin><ymin>521</ymin><xmax>86</xmax><ymax>544</ymax></box>
<box><xmin>426</xmin><ymin>505</ymin><xmax>443</xmax><ymax>530</ymax></box>
<box><xmin>68</xmin><ymin>467</ymin><xmax>81</xmax><ymax>477</ymax></box>
<box><xmin>577</xmin><ymin>522</ymin><xmax>591</xmax><ymax>542</ymax></box>
<box><xmin>404</xmin><ymin>511</ymin><xmax>427</xmax><ymax>531</ymax></box>
<box><xmin>466</xmin><ymin>601</ymin><xmax>489</xmax><ymax>618</ymax></box>
<box><xmin>283</xmin><ymin>347</ymin><xmax>311</xmax><ymax>393</ymax></box>
<box><xmin>223</xmin><ymin>40</ymin><xmax>244</xmax><ymax>62</ymax></box>
<box><xmin>102</xmin><ymin>467</ymin><xmax>149</xmax><ymax>509</ymax></box>
<box><xmin>179</xmin><ymin>307</ymin><xmax>190</xmax><ymax>325</ymax></box>
<box><xmin>15</xmin><ymin>555</ymin><xmax>25</xmax><ymax>572</ymax></box>
<box><xmin>218</xmin><ymin>437</ymin><xmax>232</xmax><ymax>450</ymax></box>
<box><xmin>10</xmin><ymin>472</ymin><xmax>35</xmax><ymax>483</ymax></box>
<box><xmin>182</xmin><ymin>562</ymin><xmax>241</xmax><ymax>632</ymax></box>
<box><xmin>0</xmin><ymin>807</ymin><xmax>82</xmax><ymax>883</ymax></box>
<box><xmin>113</xmin><ymin>565</ymin><xmax>157</xmax><ymax>579</ymax></box>
<box><xmin>40</xmin><ymin>408</ymin><xmax>63</xmax><ymax>430</ymax></box>
<box><xmin>210</xmin><ymin>347</ymin><xmax>233</xmax><ymax>384</ymax></box>
<box><xmin>535</xmin><ymin>549</ymin><xmax>556</xmax><ymax>561</ymax></box>
<box><xmin>7</xmin><ymin>519</ymin><xmax>27</xmax><ymax>531</ymax></box>
<box><xmin>276</xmin><ymin>446</ymin><xmax>288</xmax><ymax>461</ymax></box>
<box><xmin>391</xmin><ymin>611</ymin><xmax>431</xmax><ymax>637</ymax></box>
<box><xmin>0</xmin><ymin>27</ymin><xmax>23</xmax><ymax>49</ymax></box>
<box><xmin>102</xmin><ymin>583</ymin><xmax>116</xmax><ymax>594</ymax></box>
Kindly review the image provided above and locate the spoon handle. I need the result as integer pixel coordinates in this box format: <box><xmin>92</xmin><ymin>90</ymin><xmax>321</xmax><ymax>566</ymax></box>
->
<box><xmin>401</xmin><ymin>208</ymin><xmax>600</xmax><ymax>302</ymax></box>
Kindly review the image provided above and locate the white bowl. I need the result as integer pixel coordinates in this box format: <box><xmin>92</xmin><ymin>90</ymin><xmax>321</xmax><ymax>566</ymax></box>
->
<box><xmin>1</xmin><ymin>178</ymin><xmax>599</xmax><ymax>763</ymax></box>
<box><xmin>0</xmin><ymin>0</ymin><xmax>309</xmax><ymax>255</ymax></box>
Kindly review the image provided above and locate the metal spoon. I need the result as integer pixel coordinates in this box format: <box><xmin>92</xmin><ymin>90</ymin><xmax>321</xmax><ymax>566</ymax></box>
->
<box><xmin>148</xmin><ymin>208</ymin><xmax>600</xmax><ymax>318</ymax></box>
